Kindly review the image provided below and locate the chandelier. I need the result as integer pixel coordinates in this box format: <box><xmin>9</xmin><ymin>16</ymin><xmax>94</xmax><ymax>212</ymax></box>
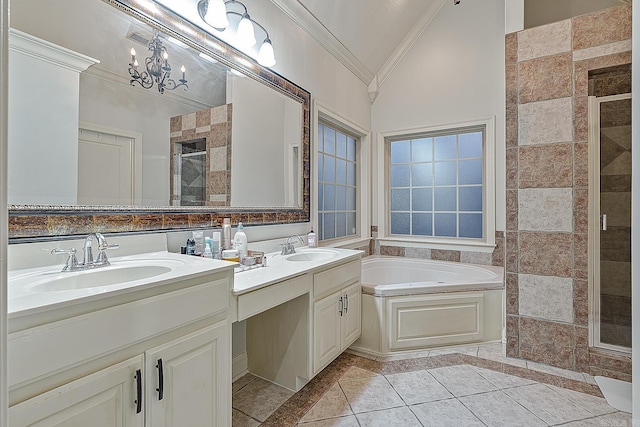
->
<box><xmin>197</xmin><ymin>0</ymin><xmax>276</xmax><ymax>67</ymax></box>
<box><xmin>128</xmin><ymin>32</ymin><xmax>188</xmax><ymax>94</ymax></box>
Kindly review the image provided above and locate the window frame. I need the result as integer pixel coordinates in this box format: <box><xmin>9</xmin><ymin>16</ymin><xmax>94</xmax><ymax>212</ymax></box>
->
<box><xmin>377</xmin><ymin>117</ymin><xmax>496</xmax><ymax>251</ymax></box>
<box><xmin>312</xmin><ymin>100</ymin><xmax>370</xmax><ymax>248</ymax></box>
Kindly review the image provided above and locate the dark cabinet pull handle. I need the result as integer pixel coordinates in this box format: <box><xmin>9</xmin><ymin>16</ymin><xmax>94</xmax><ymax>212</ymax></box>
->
<box><xmin>338</xmin><ymin>296</ymin><xmax>343</xmax><ymax>316</ymax></box>
<box><xmin>344</xmin><ymin>294</ymin><xmax>349</xmax><ymax>314</ymax></box>
<box><xmin>134</xmin><ymin>369</ymin><xmax>142</xmax><ymax>414</ymax></box>
<box><xmin>156</xmin><ymin>359</ymin><xmax>164</xmax><ymax>400</ymax></box>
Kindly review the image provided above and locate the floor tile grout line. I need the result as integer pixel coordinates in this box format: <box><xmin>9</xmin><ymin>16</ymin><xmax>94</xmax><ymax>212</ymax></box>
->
<box><xmin>453</xmin><ymin>395</ymin><xmax>490</xmax><ymax>427</ymax></box>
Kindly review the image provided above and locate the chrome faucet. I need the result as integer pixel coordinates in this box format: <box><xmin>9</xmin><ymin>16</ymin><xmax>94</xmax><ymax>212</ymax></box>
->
<box><xmin>51</xmin><ymin>233</ymin><xmax>119</xmax><ymax>272</ymax></box>
<box><xmin>281</xmin><ymin>235</ymin><xmax>304</xmax><ymax>255</ymax></box>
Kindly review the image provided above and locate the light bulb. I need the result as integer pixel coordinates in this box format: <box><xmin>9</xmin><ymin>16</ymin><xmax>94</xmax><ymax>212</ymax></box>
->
<box><xmin>258</xmin><ymin>39</ymin><xmax>276</xmax><ymax>67</ymax></box>
<box><xmin>236</xmin><ymin>14</ymin><xmax>256</xmax><ymax>48</ymax></box>
<box><xmin>130</xmin><ymin>47</ymin><xmax>136</xmax><ymax>56</ymax></box>
<box><xmin>204</xmin><ymin>0</ymin><xmax>229</xmax><ymax>30</ymax></box>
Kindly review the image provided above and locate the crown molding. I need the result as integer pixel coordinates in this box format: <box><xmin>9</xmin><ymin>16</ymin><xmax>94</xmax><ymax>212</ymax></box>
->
<box><xmin>270</xmin><ymin>0</ymin><xmax>374</xmax><ymax>85</ymax></box>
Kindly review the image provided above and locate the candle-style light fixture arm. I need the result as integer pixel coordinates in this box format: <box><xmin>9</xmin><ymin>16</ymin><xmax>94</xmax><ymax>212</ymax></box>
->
<box><xmin>128</xmin><ymin>32</ymin><xmax>188</xmax><ymax>94</ymax></box>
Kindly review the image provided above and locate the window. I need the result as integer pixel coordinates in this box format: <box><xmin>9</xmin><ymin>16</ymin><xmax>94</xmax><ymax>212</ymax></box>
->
<box><xmin>317</xmin><ymin>122</ymin><xmax>358</xmax><ymax>241</ymax></box>
<box><xmin>383</xmin><ymin>119</ymin><xmax>495</xmax><ymax>247</ymax></box>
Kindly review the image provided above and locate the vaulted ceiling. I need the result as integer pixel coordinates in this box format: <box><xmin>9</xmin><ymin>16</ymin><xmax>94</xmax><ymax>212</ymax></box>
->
<box><xmin>271</xmin><ymin>0</ymin><xmax>449</xmax><ymax>86</ymax></box>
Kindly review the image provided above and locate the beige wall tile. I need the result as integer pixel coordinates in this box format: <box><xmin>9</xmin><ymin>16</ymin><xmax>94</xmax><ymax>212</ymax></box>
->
<box><xmin>518</xmin><ymin>20</ymin><xmax>571</xmax><ymax>62</ymax></box>
<box><xmin>519</xmin><ymin>144</ymin><xmax>572</xmax><ymax>188</ymax></box>
<box><xmin>572</xmin><ymin>5</ymin><xmax>631</xmax><ymax>50</ymax></box>
<box><xmin>210</xmin><ymin>146</ymin><xmax>227</xmax><ymax>172</ymax></box>
<box><xmin>460</xmin><ymin>251</ymin><xmax>492</xmax><ymax>265</ymax></box>
<box><xmin>518</xmin><ymin>53</ymin><xmax>572</xmax><ymax>104</ymax></box>
<box><xmin>506</xmin><ymin>32</ymin><xmax>518</xmax><ymax>65</ymax></box>
<box><xmin>518</xmin><ymin>318</ymin><xmax>575</xmax><ymax>369</ymax></box>
<box><xmin>573</xmin><ymin>39</ymin><xmax>632</xmax><ymax>62</ymax></box>
<box><xmin>518</xmin><ymin>188</ymin><xmax>573</xmax><ymax>232</ymax></box>
<box><xmin>519</xmin><ymin>274</ymin><xmax>574</xmax><ymax>323</ymax></box>
<box><xmin>518</xmin><ymin>98</ymin><xmax>572</xmax><ymax>146</ymax></box>
<box><xmin>181</xmin><ymin>112</ymin><xmax>196</xmax><ymax>130</ymax></box>
<box><xmin>518</xmin><ymin>232</ymin><xmax>573</xmax><ymax>277</ymax></box>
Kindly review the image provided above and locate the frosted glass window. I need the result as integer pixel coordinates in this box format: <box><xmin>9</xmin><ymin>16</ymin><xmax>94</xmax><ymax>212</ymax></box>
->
<box><xmin>434</xmin><ymin>187</ymin><xmax>456</xmax><ymax>211</ymax></box>
<box><xmin>434</xmin><ymin>135</ymin><xmax>457</xmax><ymax>160</ymax></box>
<box><xmin>391</xmin><ymin>189</ymin><xmax>410</xmax><ymax>211</ymax></box>
<box><xmin>412</xmin><ymin>213</ymin><xmax>433</xmax><ymax>235</ymax></box>
<box><xmin>391</xmin><ymin>165</ymin><xmax>410</xmax><ymax>187</ymax></box>
<box><xmin>459</xmin><ymin>213</ymin><xmax>482</xmax><ymax>238</ymax></box>
<box><xmin>459</xmin><ymin>186</ymin><xmax>482</xmax><ymax>211</ymax></box>
<box><xmin>388</xmin><ymin>125</ymin><xmax>485</xmax><ymax>240</ymax></box>
<box><xmin>318</xmin><ymin>121</ymin><xmax>358</xmax><ymax>241</ymax></box>
<box><xmin>434</xmin><ymin>162</ymin><xmax>456</xmax><ymax>185</ymax></box>
<box><xmin>459</xmin><ymin>159</ymin><xmax>482</xmax><ymax>185</ymax></box>
<box><xmin>391</xmin><ymin>213</ymin><xmax>410</xmax><ymax>234</ymax></box>
<box><xmin>412</xmin><ymin>163</ymin><xmax>432</xmax><ymax>186</ymax></box>
<box><xmin>412</xmin><ymin>188</ymin><xmax>432</xmax><ymax>211</ymax></box>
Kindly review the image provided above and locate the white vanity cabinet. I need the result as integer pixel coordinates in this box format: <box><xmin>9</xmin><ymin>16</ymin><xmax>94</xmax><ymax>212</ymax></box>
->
<box><xmin>9</xmin><ymin>355</ymin><xmax>145</xmax><ymax>426</ymax></box>
<box><xmin>145</xmin><ymin>321</ymin><xmax>229</xmax><ymax>427</ymax></box>
<box><xmin>8</xmin><ymin>267</ymin><xmax>233</xmax><ymax>427</ymax></box>
<box><xmin>312</xmin><ymin>260</ymin><xmax>361</xmax><ymax>375</ymax></box>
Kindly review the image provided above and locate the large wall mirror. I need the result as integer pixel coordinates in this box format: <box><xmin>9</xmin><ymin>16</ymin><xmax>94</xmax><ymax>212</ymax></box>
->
<box><xmin>8</xmin><ymin>0</ymin><xmax>310</xmax><ymax>241</ymax></box>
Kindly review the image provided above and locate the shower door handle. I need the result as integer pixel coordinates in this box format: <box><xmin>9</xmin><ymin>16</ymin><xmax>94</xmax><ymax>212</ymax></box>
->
<box><xmin>601</xmin><ymin>214</ymin><xmax>607</xmax><ymax>231</ymax></box>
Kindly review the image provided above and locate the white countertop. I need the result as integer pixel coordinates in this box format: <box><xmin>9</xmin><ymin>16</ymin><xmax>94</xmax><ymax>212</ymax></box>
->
<box><xmin>8</xmin><ymin>251</ymin><xmax>235</xmax><ymax>322</ymax></box>
<box><xmin>232</xmin><ymin>247</ymin><xmax>363</xmax><ymax>295</ymax></box>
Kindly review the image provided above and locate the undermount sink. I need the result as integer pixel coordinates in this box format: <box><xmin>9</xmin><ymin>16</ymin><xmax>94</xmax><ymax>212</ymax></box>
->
<box><xmin>29</xmin><ymin>265</ymin><xmax>172</xmax><ymax>292</ymax></box>
<box><xmin>285</xmin><ymin>249</ymin><xmax>340</xmax><ymax>262</ymax></box>
<box><xmin>13</xmin><ymin>257</ymin><xmax>190</xmax><ymax>294</ymax></box>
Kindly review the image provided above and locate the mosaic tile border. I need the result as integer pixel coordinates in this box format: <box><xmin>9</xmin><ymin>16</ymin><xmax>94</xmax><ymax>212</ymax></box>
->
<box><xmin>258</xmin><ymin>352</ymin><xmax>605</xmax><ymax>426</ymax></box>
<box><xmin>8</xmin><ymin>0</ymin><xmax>312</xmax><ymax>241</ymax></box>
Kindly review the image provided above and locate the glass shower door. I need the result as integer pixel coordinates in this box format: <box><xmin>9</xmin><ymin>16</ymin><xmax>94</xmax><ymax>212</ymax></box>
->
<box><xmin>592</xmin><ymin>93</ymin><xmax>632</xmax><ymax>352</ymax></box>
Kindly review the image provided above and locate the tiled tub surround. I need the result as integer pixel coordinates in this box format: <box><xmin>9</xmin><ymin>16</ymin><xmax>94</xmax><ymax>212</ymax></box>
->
<box><xmin>231</xmin><ymin>343</ymin><xmax>630</xmax><ymax>426</ymax></box>
<box><xmin>505</xmin><ymin>5</ymin><xmax>632</xmax><ymax>379</ymax></box>
<box><xmin>374</xmin><ymin>229</ymin><xmax>506</xmax><ymax>268</ymax></box>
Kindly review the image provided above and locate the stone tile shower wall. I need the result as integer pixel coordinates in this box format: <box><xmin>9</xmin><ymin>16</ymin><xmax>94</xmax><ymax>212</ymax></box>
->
<box><xmin>170</xmin><ymin>104</ymin><xmax>232</xmax><ymax>207</ymax></box>
<box><xmin>506</xmin><ymin>5</ymin><xmax>631</xmax><ymax>380</ymax></box>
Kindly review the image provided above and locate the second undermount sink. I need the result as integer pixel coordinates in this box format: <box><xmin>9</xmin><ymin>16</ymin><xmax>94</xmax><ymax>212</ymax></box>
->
<box><xmin>285</xmin><ymin>249</ymin><xmax>340</xmax><ymax>262</ymax></box>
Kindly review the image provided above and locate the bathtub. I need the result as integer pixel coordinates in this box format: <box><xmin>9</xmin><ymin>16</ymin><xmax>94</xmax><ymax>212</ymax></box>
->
<box><xmin>351</xmin><ymin>256</ymin><xmax>505</xmax><ymax>357</ymax></box>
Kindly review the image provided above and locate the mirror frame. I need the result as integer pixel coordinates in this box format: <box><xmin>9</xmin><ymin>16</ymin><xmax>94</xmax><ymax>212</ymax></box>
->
<box><xmin>8</xmin><ymin>0</ymin><xmax>311</xmax><ymax>242</ymax></box>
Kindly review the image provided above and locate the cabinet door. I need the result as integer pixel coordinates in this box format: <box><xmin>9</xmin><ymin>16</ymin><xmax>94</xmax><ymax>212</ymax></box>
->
<box><xmin>9</xmin><ymin>355</ymin><xmax>144</xmax><ymax>427</ymax></box>
<box><xmin>313</xmin><ymin>292</ymin><xmax>341</xmax><ymax>374</ymax></box>
<box><xmin>341</xmin><ymin>282</ymin><xmax>362</xmax><ymax>349</ymax></box>
<box><xmin>146</xmin><ymin>321</ymin><xmax>230</xmax><ymax>427</ymax></box>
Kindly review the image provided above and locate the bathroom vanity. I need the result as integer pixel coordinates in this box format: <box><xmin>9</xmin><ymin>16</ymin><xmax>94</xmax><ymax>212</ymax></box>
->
<box><xmin>6</xmin><ymin>234</ymin><xmax>362</xmax><ymax>426</ymax></box>
<box><xmin>234</xmin><ymin>247</ymin><xmax>362</xmax><ymax>391</ymax></box>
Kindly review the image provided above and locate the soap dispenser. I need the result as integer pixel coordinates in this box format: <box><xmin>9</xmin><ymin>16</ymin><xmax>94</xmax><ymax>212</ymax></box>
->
<box><xmin>307</xmin><ymin>228</ymin><xmax>317</xmax><ymax>248</ymax></box>
<box><xmin>233</xmin><ymin>222</ymin><xmax>248</xmax><ymax>258</ymax></box>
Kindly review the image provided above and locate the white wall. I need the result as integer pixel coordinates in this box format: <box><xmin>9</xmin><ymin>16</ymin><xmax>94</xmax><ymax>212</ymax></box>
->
<box><xmin>229</xmin><ymin>73</ymin><xmax>287</xmax><ymax>207</ymax></box>
<box><xmin>371</xmin><ymin>0</ymin><xmax>507</xmax><ymax>234</ymax></box>
<box><xmin>8</xmin><ymin>47</ymin><xmax>82</xmax><ymax>205</ymax></box>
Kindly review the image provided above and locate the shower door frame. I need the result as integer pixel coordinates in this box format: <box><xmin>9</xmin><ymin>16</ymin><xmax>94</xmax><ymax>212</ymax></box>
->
<box><xmin>588</xmin><ymin>92</ymin><xmax>632</xmax><ymax>354</ymax></box>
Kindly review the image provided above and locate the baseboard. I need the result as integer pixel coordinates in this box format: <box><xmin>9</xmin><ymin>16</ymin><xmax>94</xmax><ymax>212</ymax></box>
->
<box><xmin>232</xmin><ymin>352</ymin><xmax>249</xmax><ymax>382</ymax></box>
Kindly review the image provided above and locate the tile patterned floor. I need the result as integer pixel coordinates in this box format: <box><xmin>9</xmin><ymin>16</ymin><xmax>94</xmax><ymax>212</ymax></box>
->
<box><xmin>232</xmin><ymin>343</ymin><xmax>632</xmax><ymax>426</ymax></box>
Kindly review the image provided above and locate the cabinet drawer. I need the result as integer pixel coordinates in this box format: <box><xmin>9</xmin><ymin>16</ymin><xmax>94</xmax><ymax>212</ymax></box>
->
<box><xmin>313</xmin><ymin>260</ymin><xmax>361</xmax><ymax>300</ymax></box>
<box><xmin>237</xmin><ymin>274</ymin><xmax>311</xmax><ymax>321</ymax></box>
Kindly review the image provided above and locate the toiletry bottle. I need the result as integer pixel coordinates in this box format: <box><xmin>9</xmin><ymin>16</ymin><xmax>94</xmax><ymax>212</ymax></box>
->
<box><xmin>222</xmin><ymin>218</ymin><xmax>232</xmax><ymax>250</ymax></box>
<box><xmin>186</xmin><ymin>238</ymin><xmax>196</xmax><ymax>255</ymax></box>
<box><xmin>308</xmin><ymin>228</ymin><xmax>317</xmax><ymax>248</ymax></box>
<box><xmin>234</xmin><ymin>222</ymin><xmax>248</xmax><ymax>259</ymax></box>
<box><xmin>203</xmin><ymin>243</ymin><xmax>213</xmax><ymax>258</ymax></box>
<box><xmin>212</xmin><ymin>231</ymin><xmax>221</xmax><ymax>259</ymax></box>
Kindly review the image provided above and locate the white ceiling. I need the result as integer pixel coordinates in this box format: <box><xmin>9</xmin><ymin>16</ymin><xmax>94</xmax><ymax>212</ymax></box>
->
<box><xmin>271</xmin><ymin>0</ymin><xmax>448</xmax><ymax>86</ymax></box>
